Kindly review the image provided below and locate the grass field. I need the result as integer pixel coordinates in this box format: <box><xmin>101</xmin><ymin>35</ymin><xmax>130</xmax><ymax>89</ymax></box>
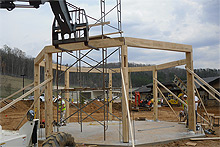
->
<box><xmin>0</xmin><ymin>75</ymin><xmax>33</xmax><ymax>98</ymax></box>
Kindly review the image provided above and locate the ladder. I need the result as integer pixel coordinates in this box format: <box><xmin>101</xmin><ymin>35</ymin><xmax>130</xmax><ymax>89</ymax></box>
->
<box><xmin>173</xmin><ymin>75</ymin><xmax>187</xmax><ymax>95</ymax></box>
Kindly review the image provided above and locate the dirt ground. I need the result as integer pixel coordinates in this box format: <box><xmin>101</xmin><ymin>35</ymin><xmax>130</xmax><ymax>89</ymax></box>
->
<box><xmin>0</xmin><ymin>100</ymin><xmax>220</xmax><ymax>146</ymax></box>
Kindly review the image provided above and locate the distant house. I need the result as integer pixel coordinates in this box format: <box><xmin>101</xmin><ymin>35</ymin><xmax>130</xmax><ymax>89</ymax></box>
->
<box><xmin>195</xmin><ymin>76</ymin><xmax>220</xmax><ymax>106</ymax></box>
<box><xmin>133</xmin><ymin>82</ymin><xmax>182</xmax><ymax>100</ymax></box>
<box><xmin>132</xmin><ymin>76</ymin><xmax>220</xmax><ymax>106</ymax></box>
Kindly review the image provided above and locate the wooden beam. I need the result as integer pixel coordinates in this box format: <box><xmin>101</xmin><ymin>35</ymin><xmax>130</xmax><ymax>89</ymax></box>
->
<box><xmin>186</xmin><ymin>67</ymin><xmax>220</xmax><ymax>97</ymax></box>
<box><xmin>0</xmin><ymin>78</ymin><xmax>52</xmax><ymax>113</ymax></box>
<box><xmin>34</xmin><ymin>63</ymin><xmax>40</xmax><ymax>121</ymax></box>
<box><xmin>111</xmin><ymin>59</ymin><xmax>186</xmax><ymax>73</ymax></box>
<box><xmin>44</xmin><ymin>53</ymin><xmax>53</xmax><ymax>137</ymax></box>
<box><xmin>0</xmin><ymin>82</ymin><xmax>34</xmax><ymax>104</ymax></box>
<box><xmin>156</xmin><ymin>59</ymin><xmax>187</xmax><ymax>70</ymax></box>
<box><xmin>125</xmin><ymin>37</ymin><xmax>192</xmax><ymax>52</ymax></box>
<box><xmin>128</xmin><ymin>66</ymin><xmax>154</xmax><ymax>72</ymax></box>
<box><xmin>109</xmin><ymin>70</ymin><xmax>113</xmax><ymax>121</ymax></box>
<box><xmin>186</xmin><ymin>52</ymin><xmax>196</xmax><ymax>132</ymax></box>
<box><xmin>156</xmin><ymin>79</ymin><xmax>210</xmax><ymax>125</ymax></box>
<box><xmin>40</xmin><ymin>60</ymin><xmax>105</xmax><ymax>73</ymax></box>
<box><xmin>76</xmin><ymin>21</ymin><xmax>110</xmax><ymax>29</ymax></box>
<box><xmin>153</xmin><ymin>67</ymin><xmax>158</xmax><ymax>121</ymax></box>
<box><xmin>194</xmin><ymin>85</ymin><xmax>212</xmax><ymax>125</ymax></box>
<box><xmin>194</xmin><ymin>79</ymin><xmax>220</xmax><ymax>103</ymax></box>
<box><xmin>121</xmin><ymin>45</ymin><xmax>129</xmax><ymax>143</ymax></box>
<box><xmin>155</xmin><ymin>78</ymin><xmax>187</xmax><ymax>106</ymax></box>
<box><xmin>65</xmin><ymin>69</ymin><xmax>70</xmax><ymax>123</ymax></box>
<box><xmin>16</xmin><ymin>86</ymin><xmax>45</xmax><ymax>130</ymax></box>
<box><xmin>157</xmin><ymin>87</ymin><xmax>179</xmax><ymax>121</ymax></box>
<box><xmin>190</xmin><ymin>137</ymin><xmax>220</xmax><ymax>141</ymax></box>
<box><xmin>89</xmin><ymin>31</ymin><xmax>123</xmax><ymax>40</ymax></box>
<box><xmin>34</xmin><ymin>48</ymin><xmax>45</xmax><ymax>65</ymax></box>
<box><xmin>44</xmin><ymin>37</ymin><xmax>124</xmax><ymax>54</ymax></box>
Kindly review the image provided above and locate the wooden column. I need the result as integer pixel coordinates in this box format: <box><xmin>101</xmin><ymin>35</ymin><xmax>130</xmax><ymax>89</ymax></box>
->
<box><xmin>153</xmin><ymin>67</ymin><xmax>158</xmax><ymax>121</ymax></box>
<box><xmin>45</xmin><ymin>53</ymin><xmax>53</xmax><ymax>137</ymax></box>
<box><xmin>65</xmin><ymin>70</ymin><xmax>70</xmax><ymax>123</ymax></box>
<box><xmin>34</xmin><ymin>64</ymin><xmax>40</xmax><ymax>120</ymax></box>
<box><xmin>186</xmin><ymin>52</ymin><xmax>196</xmax><ymax>131</ymax></box>
<box><xmin>109</xmin><ymin>70</ymin><xmax>113</xmax><ymax>121</ymax></box>
<box><xmin>121</xmin><ymin>45</ymin><xmax>129</xmax><ymax>143</ymax></box>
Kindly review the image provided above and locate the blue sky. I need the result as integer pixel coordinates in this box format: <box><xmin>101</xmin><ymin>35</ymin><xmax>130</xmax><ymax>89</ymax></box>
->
<box><xmin>0</xmin><ymin>0</ymin><xmax>219</xmax><ymax>69</ymax></box>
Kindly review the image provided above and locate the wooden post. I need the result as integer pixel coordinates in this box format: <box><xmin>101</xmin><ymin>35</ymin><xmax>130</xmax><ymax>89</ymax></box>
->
<box><xmin>45</xmin><ymin>53</ymin><xmax>53</xmax><ymax>137</ymax></box>
<box><xmin>34</xmin><ymin>64</ymin><xmax>40</xmax><ymax>120</ymax></box>
<box><xmin>153</xmin><ymin>67</ymin><xmax>158</xmax><ymax>121</ymax></box>
<box><xmin>109</xmin><ymin>70</ymin><xmax>113</xmax><ymax>121</ymax></box>
<box><xmin>186</xmin><ymin>52</ymin><xmax>196</xmax><ymax>131</ymax></box>
<box><xmin>65</xmin><ymin>70</ymin><xmax>70</xmax><ymax>123</ymax></box>
<box><xmin>121</xmin><ymin>45</ymin><xmax>129</xmax><ymax>143</ymax></box>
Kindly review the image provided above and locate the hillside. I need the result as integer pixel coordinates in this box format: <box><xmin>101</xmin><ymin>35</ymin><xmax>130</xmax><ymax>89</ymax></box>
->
<box><xmin>0</xmin><ymin>75</ymin><xmax>33</xmax><ymax>98</ymax></box>
<box><xmin>1</xmin><ymin>45</ymin><xmax>220</xmax><ymax>94</ymax></box>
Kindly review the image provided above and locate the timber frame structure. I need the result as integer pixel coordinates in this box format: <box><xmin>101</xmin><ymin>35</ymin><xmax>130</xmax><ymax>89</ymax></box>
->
<box><xmin>34</xmin><ymin>36</ymin><xmax>196</xmax><ymax>143</ymax></box>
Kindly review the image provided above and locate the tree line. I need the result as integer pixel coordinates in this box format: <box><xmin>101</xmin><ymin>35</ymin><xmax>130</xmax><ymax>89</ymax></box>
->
<box><xmin>1</xmin><ymin>45</ymin><xmax>220</xmax><ymax>88</ymax></box>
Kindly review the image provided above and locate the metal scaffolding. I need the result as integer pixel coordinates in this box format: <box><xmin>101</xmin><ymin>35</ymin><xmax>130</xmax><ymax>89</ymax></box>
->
<box><xmin>53</xmin><ymin>0</ymin><xmax>123</xmax><ymax>141</ymax></box>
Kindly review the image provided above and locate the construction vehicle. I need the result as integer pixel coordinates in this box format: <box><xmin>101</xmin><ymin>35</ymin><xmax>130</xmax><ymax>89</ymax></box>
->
<box><xmin>163</xmin><ymin>75</ymin><xmax>187</xmax><ymax>107</ymax></box>
<box><xmin>0</xmin><ymin>110</ymin><xmax>39</xmax><ymax>146</ymax></box>
<box><xmin>0</xmin><ymin>0</ymin><xmax>89</xmax><ymax>47</ymax></box>
<box><xmin>164</xmin><ymin>93</ymin><xmax>183</xmax><ymax>107</ymax></box>
<box><xmin>132</xmin><ymin>92</ymin><xmax>152</xmax><ymax>111</ymax></box>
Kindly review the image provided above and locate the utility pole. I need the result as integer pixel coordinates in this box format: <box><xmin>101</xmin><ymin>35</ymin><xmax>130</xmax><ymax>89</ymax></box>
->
<box><xmin>21</xmin><ymin>74</ymin><xmax>26</xmax><ymax>94</ymax></box>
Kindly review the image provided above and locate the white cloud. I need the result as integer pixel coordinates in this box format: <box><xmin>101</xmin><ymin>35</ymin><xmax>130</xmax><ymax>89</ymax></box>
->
<box><xmin>0</xmin><ymin>0</ymin><xmax>219</xmax><ymax>69</ymax></box>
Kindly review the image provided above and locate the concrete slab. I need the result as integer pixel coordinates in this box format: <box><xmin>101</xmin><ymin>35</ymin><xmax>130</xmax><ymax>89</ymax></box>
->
<box><xmin>38</xmin><ymin>120</ymin><xmax>205</xmax><ymax>146</ymax></box>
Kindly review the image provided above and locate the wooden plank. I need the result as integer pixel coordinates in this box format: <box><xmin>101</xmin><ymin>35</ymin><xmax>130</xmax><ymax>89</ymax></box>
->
<box><xmin>155</xmin><ymin>78</ymin><xmax>187</xmax><ymax>106</ymax></box>
<box><xmin>34</xmin><ymin>48</ymin><xmax>45</xmax><ymax>65</ymax></box>
<box><xmin>185</xmin><ymin>142</ymin><xmax>197</xmax><ymax>146</ymax></box>
<box><xmin>40</xmin><ymin>60</ymin><xmax>105</xmax><ymax>73</ymax></box>
<box><xmin>44</xmin><ymin>37</ymin><xmax>124</xmax><ymax>54</ymax></box>
<box><xmin>156</xmin><ymin>78</ymin><xmax>210</xmax><ymax>124</ymax></box>
<box><xmin>0</xmin><ymin>82</ymin><xmax>34</xmax><ymax>104</ymax></box>
<box><xmin>15</xmin><ymin>86</ymin><xmax>45</xmax><ymax>130</ymax></box>
<box><xmin>157</xmin><ymin>87</ymin><xmax>179</xmax><ymax>121</ymax></box>
<box><xmin>128</xmin><ymin>66</ymin><xmax>154</xmax><ymax>72</ymax></box>
<box><xmin>125</xmin><ymin>37</ymin><xmax>192</xmax><ymax>52</ymax></box>
<box><xmin>194</xmin><ymin>85</ymin><xmax>212</xmax><ymax>125</ymax></box>
<box><xmin>109</xmin><ymin>70</ymin><xmax>113</xmax><ymax>121</ymax></box>
<box><xmin>194</xmin><ymin>79</ymin><xmax>220</xmax><ymax>103</ymax></box>
<box><xmin>156</xmin><ymin>59</ymin><xmax>187</xmax><ymax>70</ymax></box>
<box><xmin>190</xmin><ymin>137</ymin><xmax>220</xmax><ymax>141</ymax></box>
<box><xmin>186</xmin><ymin>52</ymin><xmax>196</xmax><ymax>132</ymax></box>
<box><xmin>76</xmin><ymin>21</ymin><xmax>110</xmax><ymax>29</ymax></box>
<box><xmin>89</xmin><ymin>31</ymin><xmax>123</xmax><ymax>40</ymax></box>
<box><xmin>44</xmin><ymin>53</ymin><xmax>53</xmax><ymax>137</ymax></box>
<box><xmin>186</xmin><ymin>67</ymin><xmax>220</xmax><ymax>97</ymax></box>
<box><xmin>112</xmin><ymin>59</ymin><xmax>186</xmax><ymax>73</ymax></box>
<box><xmin>121</xmin><ymin>45</ymin><xmax>129</xmax><ymax>143</ymax></box>
<box><xmin>65</xmin><ymin>69</ymin><xmax>70</xmax><ymax>123</ymax></box>
<box><xmin>121</xmin><ymin>68</ymin><xmax>135</xmax><ymax>147</ymax></box>
<box><xmin>0</xmin><ymin>78</ymin><xmax>52</xmax><ymax>113</ymax></box>
<box><xmin>153</xmin><ymin>68</ymin><xmax>158</xmax><ymax>121</ymax></box>
<box><xmin>34</xmin><ymin>64</ymin><xmax>40</xmax><ymax>121</ymax></box>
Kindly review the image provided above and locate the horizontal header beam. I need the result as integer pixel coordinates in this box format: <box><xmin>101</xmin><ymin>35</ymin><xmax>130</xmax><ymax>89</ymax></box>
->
<box><xmin>125</xmin><ymin>37</ymin><xmax>192</xmax><ymax>52</ymax></box>
<box><xmin>44</xmin><ymin>37</ymin><xmax>125</xmax><ymax>54</ymax></box>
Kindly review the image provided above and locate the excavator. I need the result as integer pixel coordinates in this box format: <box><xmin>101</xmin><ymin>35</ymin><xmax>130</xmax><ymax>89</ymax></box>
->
<box><xmin>0</xmin><ymin>0</ymin><xmax>89</xmax><ymax>47</ymax></box>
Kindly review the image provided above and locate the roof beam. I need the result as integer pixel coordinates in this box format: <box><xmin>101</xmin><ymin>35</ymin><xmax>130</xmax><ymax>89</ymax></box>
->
<box><xmin>156</xmin><ymin>59</ymin><xmax>187</xmax><ymax>70</ymax></box>
<box><xmin>39</xmin><ymin>61</ymin><xmax>103</xmax><ymax>73</ymax></box>
<box><xmin>44</xmin><ymin>37</ymin><xmax>125</xmax><ymax>54</ymax></box>
<box><xmin>125</xmin><ymin>37</ymin><xmax>192</xmax><ymax>52</ymax></box>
